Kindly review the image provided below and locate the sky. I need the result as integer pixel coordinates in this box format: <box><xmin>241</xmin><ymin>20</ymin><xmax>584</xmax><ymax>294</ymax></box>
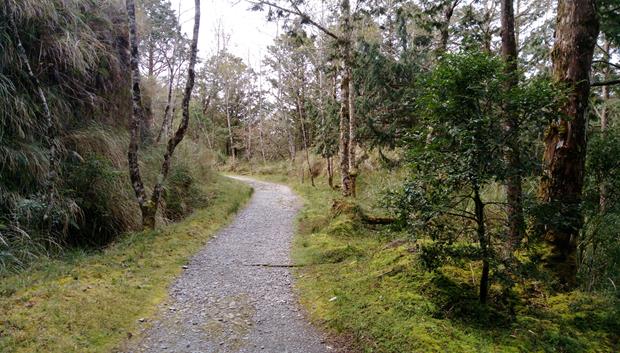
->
<box><xmin>169</xmin><ymin>0</ymin><xmax>279</xmax><ymax>69</ymax></box>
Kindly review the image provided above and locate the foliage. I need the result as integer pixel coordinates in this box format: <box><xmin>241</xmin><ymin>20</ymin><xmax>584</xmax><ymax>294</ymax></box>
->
<box><xmin>389</xmin><ymin>51</ymin><xmax>562</xmax><ymax>301</ymax></box>
<box><xmin>581</xmin><ymin>127</ymin><xmax>620</xmax><ymax>291</ymax></box>
<box><xmin>354</xmin><ymin>42</ymin><xmax>421</xmax><ymax>149</ymax></box>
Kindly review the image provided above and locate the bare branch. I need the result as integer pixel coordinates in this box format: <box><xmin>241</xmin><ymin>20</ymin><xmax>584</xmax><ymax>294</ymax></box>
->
<box><xmin>248</xmin><ymin>0</ymin><xmax>341</xmax><ymax>41</ymax></box>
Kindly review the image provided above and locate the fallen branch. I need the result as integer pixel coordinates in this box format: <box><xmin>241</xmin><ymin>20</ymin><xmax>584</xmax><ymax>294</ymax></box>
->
<box><xmin>361</xmin><ymin>214</ymin><xmax>397</xmax><ymax>225</ymax></box>
<box><xmin>243</xmin><ymin>263</ymin><xmax>308</xmax><ymax>268</ymax></box>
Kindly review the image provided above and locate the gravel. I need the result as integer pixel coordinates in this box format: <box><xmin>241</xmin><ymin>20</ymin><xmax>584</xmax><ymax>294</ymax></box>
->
<box><xmin>121</xmin><ymin>176</ymin><xmax>331</xmax><ymax>353</ymax></box>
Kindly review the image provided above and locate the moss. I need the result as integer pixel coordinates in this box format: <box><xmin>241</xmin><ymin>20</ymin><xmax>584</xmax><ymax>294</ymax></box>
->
<box><xmin>0</xmin><ymin>176</ymin><xmax>252</xmax><ymax>353</ymax></box>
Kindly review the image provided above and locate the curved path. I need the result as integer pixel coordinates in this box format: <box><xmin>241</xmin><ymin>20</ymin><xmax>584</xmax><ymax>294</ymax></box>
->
<box><xmin>123</xmin><ymin>176</ymin><xmax>330</xmax><ymax>353</ymax></box>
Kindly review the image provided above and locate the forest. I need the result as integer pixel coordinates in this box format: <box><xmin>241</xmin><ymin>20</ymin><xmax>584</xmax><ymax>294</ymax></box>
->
<box><xmin>0</xmin><ymin>0</ymin><xmax>619</xmax><ymax>352</ymax></box>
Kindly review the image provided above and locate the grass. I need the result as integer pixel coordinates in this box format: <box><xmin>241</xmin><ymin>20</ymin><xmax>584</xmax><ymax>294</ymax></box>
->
<box><xmin>0</xmin><ymin>175</ymin><xmax>252</xmax><ymax>353</ymax></box>
<box><xmin>248</xmin><ymin>165</ymin><xmax>620</xmax><ymax>353</ymax></box>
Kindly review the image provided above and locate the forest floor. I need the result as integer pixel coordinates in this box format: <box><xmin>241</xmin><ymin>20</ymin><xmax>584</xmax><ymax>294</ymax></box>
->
<box><xmin>121</xmin><ymin>176</ymin><xmax>335</xmax><ymax>353</ymax></box>
<box><xmin>0</xmin><ymin>176</ymin><xmax>252</xmax><ymax>353</ymax></box>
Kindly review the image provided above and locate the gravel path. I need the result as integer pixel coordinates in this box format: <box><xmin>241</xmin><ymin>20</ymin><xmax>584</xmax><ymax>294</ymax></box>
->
<box><xmin>122</xmin><ymin>176</ymin><xmax>331</xmax><ymax>353</ymax></box>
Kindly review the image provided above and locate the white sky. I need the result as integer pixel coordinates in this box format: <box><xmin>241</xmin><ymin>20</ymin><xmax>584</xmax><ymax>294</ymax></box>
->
<box><xmin>169</xmin><ymin>0</ymin><xmax>278</xmax><ymax>69</ymax></box>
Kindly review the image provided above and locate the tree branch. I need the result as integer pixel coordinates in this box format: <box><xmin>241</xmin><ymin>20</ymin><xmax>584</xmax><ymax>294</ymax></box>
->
<box><xmin>591</xmin><ymin>78</ymin><xmax>620</xmax><ymax>87</ymax></box>
<box><xmin>592</xmin><ymin>60</ymin><xmax>620</xmax><ymax>70</ymax></box>
<box><xmin>248</xmin><ymin>0</ymin><xmax>341</xmax><ymax>41</ymax></box>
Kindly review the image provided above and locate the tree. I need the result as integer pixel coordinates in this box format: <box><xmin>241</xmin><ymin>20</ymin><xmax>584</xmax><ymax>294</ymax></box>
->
<box><xmin>539</xmin><ymin>0</ymin><xmax>599</xmax><ymax>288</ymax></box>
<box><xmin>500</xmin><ymin>0</ymin><xmax>524</xmax><ymax>249</ymax></box>
<box><xmin>398</xmin><ymin>53</ymin><xmax>508</xmax><ymax>303</ymax></box>
<box><xmin>126</xmin><ymin>0</ymin><xmax>200</xmax><ymax>229</ymax></box>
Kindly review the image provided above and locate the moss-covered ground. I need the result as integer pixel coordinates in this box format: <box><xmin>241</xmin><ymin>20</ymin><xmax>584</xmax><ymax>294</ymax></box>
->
<box><xmin>0</xmin><ymin>175</ymin><xmax>252</xmax><ymax>353</ymax></box>
<box><xmin>252</xmin><ymin>169</ymin><xmax>619</xmax><ymax>353</ymax></box>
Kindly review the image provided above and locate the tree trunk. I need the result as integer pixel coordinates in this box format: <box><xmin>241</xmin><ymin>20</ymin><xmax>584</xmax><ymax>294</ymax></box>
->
<box><xmin>474</xmin><ymin>185</ymin><xmax>489</xmax><ymax>304</ymax></box>
<box><xmin>339</xmin><ymin>67</ymin><xmax>351</xmax><ymax>196</ymax></box>
<box><xmin>501</xmin><ymin>0</ymin><xmax>524</xmax><ymax>249</ymax></box>
<box><xmin>298</xmin><ymin>92</ymin><xmax>315</xmax><ymax>187</ymax></box>
<box><xmin>258</xmin><ymin>70</ymin><xmax>267</xmax><ymax>164</ymax></box>
<box><xmin>145</xmin><ymin>0</ymin><xmax>200</xmax><ymax>229</ymax></box>
<box><xmin>247</xmin><ymin>123</ymin><xmax>253</xmax><ymax>161</ymax></box>
<box><xmin>327</xmin><ymin>157</ymin><xmax>334</xmax><ymax>189</ymax></box>
<box><xmin>339</xmin><ymin>0</ymin><xmax>353</xmax><ymax>197</ymax></box>
<box><xmin>126</xmin><ymin>0</ymin><xmax>151</xmax><ymax>228</ymax></box>
<box><xmin>437</xmin><ymin>0</ymin><xmax>459</xmax><ymax>55</ymax></box>
<box><xmin>225</xmin><ymin>86</ymin><xmax>236</xmax><ymax>164</ymax></box>
<box><xmin>600</xmin><ymin>40</ymin><xmax>610</xmax><ymax>211</ymax></box>
<box><xmin>348</xmin><ymin>66</ymin><xmax>357</xmax><ymax>197</ymax></box>
<box><xmin>540</xmin><ymin>0</ymin><xmax>599</xmax><ymax>288</ymax></box>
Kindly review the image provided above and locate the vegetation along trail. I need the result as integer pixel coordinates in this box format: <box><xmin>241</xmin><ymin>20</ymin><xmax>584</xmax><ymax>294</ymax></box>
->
<box><xmin>123</xmin><ymin>176</ymin><xmax>331</xmax><ymax>353</ymax></box>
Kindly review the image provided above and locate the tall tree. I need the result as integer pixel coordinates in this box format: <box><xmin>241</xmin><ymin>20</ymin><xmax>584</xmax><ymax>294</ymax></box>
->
<box><xmin>500</xmin><ymin>0</ymin><xmax>524</xmax><ymax>248</ymax></box>
<box><xmin>539</xmin><ymin>0</ymin><xmax>599</xmax><ymax>288</ymax></box>
<box><xmin>127</xmin><ymin>0</ymin><xmax>150</xmax><ymax>228</ymax></box>
<box><xmin>127</xmin><ymin>0</ymin><xmax>201</xmax><ymax>229</ymax></box>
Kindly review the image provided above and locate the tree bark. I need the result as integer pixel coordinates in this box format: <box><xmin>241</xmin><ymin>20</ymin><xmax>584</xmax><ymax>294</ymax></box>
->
<box><xmin>540</xmin><ymin>0</ymin><xmax>599</xmax><ymax>288</ymax></box>
<box><xmin>501</xmin><ymin>0</ymin><xmax>524</xmax><ymax>249</ymax></box>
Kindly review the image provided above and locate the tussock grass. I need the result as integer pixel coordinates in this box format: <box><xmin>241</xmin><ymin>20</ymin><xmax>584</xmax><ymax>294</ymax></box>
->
<box><xmin>0</xmin><ymin>175</ymin><xmax>252</xmax><ymax>353</ymax></box>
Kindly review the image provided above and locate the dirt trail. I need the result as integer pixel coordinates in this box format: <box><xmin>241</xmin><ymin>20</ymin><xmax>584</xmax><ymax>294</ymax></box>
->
<box><xmin>122</xmin><ymin>176</ymin><xmax>331</xmax><ymax>353</ymax></box>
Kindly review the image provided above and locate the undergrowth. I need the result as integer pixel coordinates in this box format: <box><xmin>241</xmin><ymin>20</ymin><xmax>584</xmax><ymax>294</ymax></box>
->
<box><xmin>0</xmin><ymin>175</ymin><xmax>252</xmax><ymax>353</ymax></box>
<box><xmin>1</xmin><ymin>125</ymin><xmax>217</xmax><ymax>272</ymax></box>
